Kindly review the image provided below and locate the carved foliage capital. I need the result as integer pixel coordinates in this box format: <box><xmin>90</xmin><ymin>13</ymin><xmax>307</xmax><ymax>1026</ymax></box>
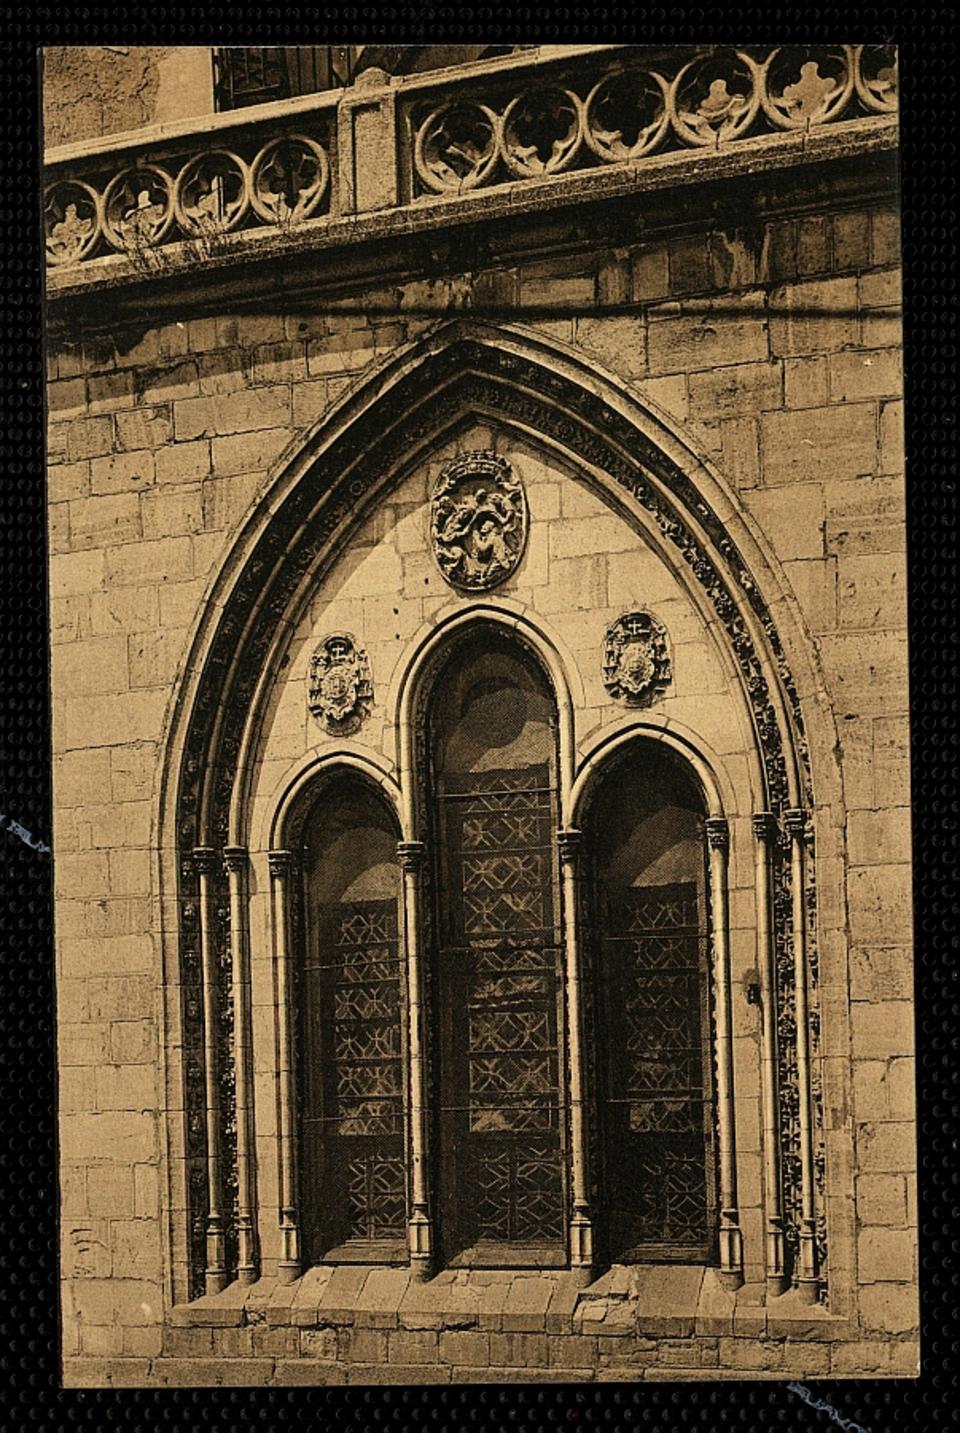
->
<box><xmin>222</xmin><ymin>845</ymin><xmax>248</xmax><ymax>874</ymax></box>
<box><xmin>705</xmin><ymin>817</ymin><xmax>730</xmax><ymax>853</ymax></box>
<box><xmin>557</xmin><ymin>828</ymin><xmax>583</xmax><ymax>864</ymax></box>
<box><xmin>192</xmin><ymin>845</ymin><xmax>219</xmax><ymax>876</ymax></box>
<box><xmin>268</xmin><ymin>849</ymin><xmax>296</xmax><ymax>879</ymax></box>
<box><xmin>752</xmin><ymin>811</ymin><xmax>778</xmax><ymax>845</ymax></box>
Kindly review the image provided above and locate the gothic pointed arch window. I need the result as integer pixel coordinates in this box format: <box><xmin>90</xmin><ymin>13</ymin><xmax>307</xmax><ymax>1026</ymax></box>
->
<box><xmin>298</xmin><ymin>775</ymin><xmax>407</xmax><ymax>1264</ymax></box>
<box><xmin>424</xmin><ymin>628</ymin><xmax>567</xmax><ymax>1267</ymax></box>
<box><xmin>582</xmin><ymin>745</ymin><xmax>718</xmax><ymax>1265</ymax></box>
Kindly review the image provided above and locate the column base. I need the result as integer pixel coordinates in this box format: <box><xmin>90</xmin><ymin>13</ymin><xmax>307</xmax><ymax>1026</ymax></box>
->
<box><xmin>277</xmin><ymin>1261</ymin><xmax>302</xmax><ymax>1286</ymax></box>
<box><xmin>204</xmin><ymin>1270</ymin><xmax>229</xmax><ymax>1296</ymax></box>
<box><xmin>716</xmin><ymin>1268</ymin><xmax>744</xmax><ymax>1292</ymax></box>
<box><xmin>766</xmin><ymin>1272</ymin><xmax>791</xmax><ymax>1297</ymax></box>
<box><xmin>796</xmin><ymin>1278</ymin><xmax>821</xmax><ymax>1304</ymax></box>
<box><xmin>408</xmin><ymin>1254</ymin><xmax>434</xmax><ymax>1283</ymax></box>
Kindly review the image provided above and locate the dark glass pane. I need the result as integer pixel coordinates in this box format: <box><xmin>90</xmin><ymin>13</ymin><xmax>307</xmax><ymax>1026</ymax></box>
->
<box><xmin>300</xmin><ymin>779</ymin><xmax>405</xmax><ymax>1260</ymax></box>
<box><xmin>430</xmin><ymin>634</ymin><xmax>565</xmax><ymax>1262</ymax></box>
<box><xmin>588</xmin><ymin>749</ymin><xmax>717</xmax><ymax>1262</ymax></box>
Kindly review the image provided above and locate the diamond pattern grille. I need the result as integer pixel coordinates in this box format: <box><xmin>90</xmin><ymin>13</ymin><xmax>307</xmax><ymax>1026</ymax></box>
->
<box><xmin>601</xmin><ymin>881</ymin><xmax>712</xmax><ymax>1252</ymax></box>
<box><xmin>302</xmin><ymin>896</ymin><xmax>406</xmax><ymax>1251</ymax></box>
<box><xmin>437</xmin><ymin>764</ymin><xmax>565</xmax><ymax>1251</ymax></box>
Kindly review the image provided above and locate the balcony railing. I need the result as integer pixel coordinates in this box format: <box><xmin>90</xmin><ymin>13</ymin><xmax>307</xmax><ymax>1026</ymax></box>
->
<box><xmin>43</xmin><ymin>44</ymin><xmax>898</xmax><ymax>282</ymax></box>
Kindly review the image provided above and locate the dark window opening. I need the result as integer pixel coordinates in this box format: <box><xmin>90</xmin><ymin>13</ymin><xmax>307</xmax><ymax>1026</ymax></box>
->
<box><xmin>585</xmin><ymin>747</ymin><xmax>718</xmax><ymax>1265</ymax></box>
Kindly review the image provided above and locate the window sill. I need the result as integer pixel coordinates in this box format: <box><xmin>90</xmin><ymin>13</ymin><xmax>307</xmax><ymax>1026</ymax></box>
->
<box><xmin>171</xmin><ymin>1265</ymin><xmax>851</xmax><ymax>1341</ymax></box>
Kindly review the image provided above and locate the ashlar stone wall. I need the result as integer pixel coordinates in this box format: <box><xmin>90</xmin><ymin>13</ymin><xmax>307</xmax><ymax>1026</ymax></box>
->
<box><xmin>49</xmin><ymin>193</ymin><xmax>916</xmax><ymax>1384</ymax></box>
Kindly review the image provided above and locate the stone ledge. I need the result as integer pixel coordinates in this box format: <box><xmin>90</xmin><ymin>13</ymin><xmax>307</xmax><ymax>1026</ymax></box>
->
<box><xmin>167</xmin><ymin>1264</ymin><xmax>853</xmax><ymax>1343</ymax></box>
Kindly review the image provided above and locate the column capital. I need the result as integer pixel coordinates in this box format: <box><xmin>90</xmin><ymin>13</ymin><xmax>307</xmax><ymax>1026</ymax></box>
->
<box><xmin>192</xmin><ymin>845</ymin><xmax>219</xmax><ymax>875</ymax></box>
<box><xmin>557</xmin><ymin>828</ymin><xmax>583</xmax><ymax>863</ymax></box>
<box><xmin>752</xmin><ymin>811</ymin><xmax>778</xmax><ymax>844</ymax></box>
<box><xmin>268</xmin><ymin>849</ymin><xmax>296</xmax><ymax>878</ymax></box>
<box><xmin>222</xmin><ymin>845</ymin><xmax>248</xmax><ymax>874</ymax></box>
<box><xmin>784</xmin><ymin>807</ymin><xmax>810</xmax><ymax>841</ymax></box>
<box><xmin>705</xmin><ymin>816</ymin><xmax>729</xmax><ymax>852</ymax></box>
<box><xmin>397</xmin><ymin>840</ymin><xmax>426</xmax><ymax>872</ymax></box>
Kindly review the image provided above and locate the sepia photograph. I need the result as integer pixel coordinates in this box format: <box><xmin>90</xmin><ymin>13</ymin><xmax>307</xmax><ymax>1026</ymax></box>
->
<box><xmin>41</xmin><ymin>43</ymin><xmax>917</xmax><ymax>1388</ymax></box>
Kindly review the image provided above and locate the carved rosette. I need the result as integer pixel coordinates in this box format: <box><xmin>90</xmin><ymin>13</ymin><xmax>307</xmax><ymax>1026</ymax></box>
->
<box><xmin>308</xmin><ymin>633</ymin><xmax>372</xmax><ymax>735</ymax></box>
<box><xmin>430</xmin><ymin>451</ymin><xmax>528</xmax><ymax>591</ymax></box>
<box><xmin>602</xmin><ymin>611</ymin><xmax>672</xmax><ymax>706</ymax></box>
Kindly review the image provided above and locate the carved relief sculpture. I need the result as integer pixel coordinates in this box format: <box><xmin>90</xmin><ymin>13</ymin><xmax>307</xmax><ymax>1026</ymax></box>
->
<box><xmin>602</xmin><ymin>611</ymin><xmax>672</xmax><ymax>706</ymax></box>
<box><xmin>308</xmin><ymin>634</ymin><xmax>372</xmax><ymax>734</ymax></box>
<box><xmin>430</xmin><ymin>451</ymin><xmax>528</xmax><ymax>590</ymax></box>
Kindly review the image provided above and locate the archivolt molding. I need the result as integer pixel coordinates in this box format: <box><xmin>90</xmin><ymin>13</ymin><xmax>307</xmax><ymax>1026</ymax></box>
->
<box><xmin>265</xmin><ymin>746</ymin><xmax>403</xmax><ymax>857</ymax></box>
<box><xmin>571</xmin><ymin>716</ymin><xmax>738</xmax><ymax>826</ymax></box>
<box><xmin>159</xmin><ymin>317</ymin><xmax>835</xmax><ymax>1302</ymax></box>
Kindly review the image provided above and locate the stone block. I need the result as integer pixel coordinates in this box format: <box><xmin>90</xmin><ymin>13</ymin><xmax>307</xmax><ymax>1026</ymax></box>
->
<box><xmin>858</xmin><ymin>1282</ymin><xmax>918</xmax><ymax>1335</ymax></box>
<box><xmin>67</xmin><ymin>416</ymin><xmax>115</xmax><ymax>462</ymax></box>
<box><xmin>95</xmin><ymin>1063</ymin><xmax>156</xmax><ymax>1113</ymax></box>
<box><xmin>250</xmin><ymin>340</ymin><xmax>307</xmax><ymax>386</ymax></box>
<box><xmin>174</xmin><ymin>385</ymin><xmax>292</xmax><ymax>440</ymax></box>
<box><xmin>110</xmin><ymin>743</ymin><xmax>158</xmax><ymax>802</ymax></box>
<box><xmin>210</xmin><ymin>427</ymin><xmax>292</xmax><ymax>477</ymax></box>
<box><xmin>857</xmin><ymin>1121</ymin><xmax>916</xmax><ymax>1174</ymax></box>
<box><xmin>796</xmin><ymin>215</ymin><xmax>832</xmax><ymax>275</ymax></box>
<box><xmin>110</xmin><ymin>1019</ymin><xmax>156</xmax><ymax>1064</ymax></box>
<box><xmin>743</xmin><ymin>485</ymin><xmax>824</xmax><ymax>561</ymax></box>
<box><xmin>718</xmin><ymin>1336</ymin><xmax>783</xmax><ymax>1370</ymax></box>
<box><xmin>155</xmin><ymin>439</ymin><xmax>212</xmax><ymax>486</ymax></box>
<box><xmin>719</xmin><ymin>415</ymin><xmax>760</xmax><ymax>489</ymax></box>
<box><xmin>847</xmin><ymin>866</ymin><xmax>914</xmax><ymax>946</ymax></box>
<box><xmin>141</xmin><ymin>485</ymin><xmax>203</xmax><ymax>541</ymax></box>
<box><xmin>850</xmin><ymin>946</ymin><xmax>914</xmax><ymax>1004</ymax></box>
<box><xmin>688</xmin><ymin>361</ymin><xmax>782</xmax><ymax>417</ymax></box>
<box><xmin>488</xmin><ymin>1331</ymin><xmax>549</xmax><ymax>1367</ymax></box>
<box><xmin>89</xmin><ymin>586</ymin><xmax>159</xmax><ymax>638</ymax></box>
<box><xmin>201</xmin><ymin>472</ymin><xmax>263</xmax><ymax>533</ymax></box>
<box><xmin>298</xmin><ymin>1327</ymin><xmax>339</xmax><ymax>1359</ymax></box>
<box><xmin>783</xmin><ymin>557</ymin><xmax>837</xmax><ymax>633</ymax></box>
<box><xmin>128</xmin><ymin>628</ymin><xmax>187</xmax><ymax>689</ymax></box>
<box><xmin>828</xmin><ymin>348</ymin><xmax>902</xmax><ymax>403</ymax></box>
<box><xmin>832</xmin><ymin>211</ymin><xmax>872</xmax><ymax>272</ymax></box>
<box><xmin>769</xmin><ymin>276</ymin><xmax>859</xmax><ymax>355</ymax></box>
<box><xmin>114</xmin><ymin>406</ymin><xmax>173</xmax><ymax>452</ymax></box>
<box><xmin>784</xmin><ymin>355</ymin><xmax>828</xmax><ymax>410</ymax></box>
<box><xmin>52</xmin><ymin>635</ymin><xmax>129</xmax><ymax>697</ymax></box>
<box><xmin>84</xmin><ymin>976</ymin><xmax>155</xmax><ymax>1025</ymax></box>
<box><xmin>631</xmin><ymin>245</ymin><xmax>670</xmax><ymax>302</ymax></box>
<box><xmin>111</xmin><ymin>1218</ymin><xmax>161</xmax><ymax>1279</ymax></box>
<box><xmin>69</xmin><ymin>492</ymin><xmax>142</xmax><ymax>551</ymax></box>
<box><xmin>647</xmin><ymin>297</ymin><xmax>768</xmax><ymax>375</ymax></box>
<box><xmin>352</xmin><ymin>1267</ymin><xmax>411</xmax><ymax>1327</ymax></box>
<box><xmin>761</xmin><ymin>403</ymin><xmax>877</xmax><ymax>486</ymax></box>
<box><xmin>51</xmin><ymin>548</ymin><xmax>105</xmax><ymax>598</ymax></box>
<box><xmin>857</xmin><ymin>1173</ymin><xmax>907</xmax><ymax>1227</ymax></box>
<box><xmin>90</xmin><ymin>450</ymin><xmax>156</xmax><ymax>496</ymax></box>
<box><xmin>105</xmin><ymin>536</ymin><xmax>194</xmax><ymax>588</ymax></box>
<box><xmin>387</xmin><ymin>1328</ymin><xmax>440</xmax><ymax>1363</ymax></box>
<box><xmin>871</xmin><ymin>211</ymin><xmax>901</xmax><ymax>265</ymax></box>
<box><xmin>438</xmin><ymin>1330</ymin><xmax>490</xmax><ymax>1365</ymax></box>
<box><xmin>848</xmin><ymin>808</ymin><xmax>911</xmax><ymax>867</ymax></box>
<box><xmin>818</xmin><ymin>632</ymin><xmax>909</xmax><ymax>719</ymax></box>
<box><xmin>879</xmin><ymin>399</ymin><xmax>904</xmax><ymax>476</ymax></box>
<box><xmin>64</xmin><ymin>688</ymin><xmax>167</xmax><ymax>749</ymax></box>
<box><xmin>50</xmin><ymin>460</ymin><xmax>92</xmax><ymax>504</ymax></box>
<box><xmin>137</xmin><ymin>359</ymin><xmax>199</xmax><ymax>406</ymax></box>
<box><xmin>575</xmin><ymin>316</ymin><xmax>646</xmax><ymax>379</ymax></box>
<box><xmin>71</xmin><ymin>1276</ymin><xmax>163</xmax><ymax>1327</ymax></box>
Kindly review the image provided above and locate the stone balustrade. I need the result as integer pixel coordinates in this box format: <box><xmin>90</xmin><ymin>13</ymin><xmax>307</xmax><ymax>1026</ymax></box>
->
<box><xmin>43</xmin><ymin>44</ymin><xmax>898</xmax><ymax>284</ymax></box>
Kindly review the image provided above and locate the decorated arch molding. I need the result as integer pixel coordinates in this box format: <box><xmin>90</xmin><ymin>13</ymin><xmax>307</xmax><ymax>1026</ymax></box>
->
<box><xmin>161</xmin><ymin>318</ymin><xmax>834</xmax><ymax>1301</ymax></box>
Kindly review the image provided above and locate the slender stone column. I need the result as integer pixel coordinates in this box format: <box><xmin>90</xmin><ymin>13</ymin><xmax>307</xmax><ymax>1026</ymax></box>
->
<box><xmin>753</xmin><ymin>812</ymin><xmax>788</xmax><ymax>1294</ymax></box>
<box><xmin>558</xmin><ymin>828</ymin><xmax>594</xmax><ymax>1281</ymax></box>
<box><xmin>705</xmin><ymin>817</ymin><xmax>744</xmax><ymax>1290</ymax></box>
<box><xmin>397</xmin><ymin>840</ymin><xmax>433</xmax><ymax>1280</ymax></box>
<box><xmin>269</xmin><ymin>849</ymin><xmax>301</xmax><ymax>1285</ymax></box>
<box><xmin>785</xmin><ymin>808</ymin><xmax>820</xmax><ymax>1303</ymax></box>
<box><xmin>192</xmin><ymin>846</ymin><xmax>228</xmax><ymax>1294</ymax></box>
<box><xmin>223</xmin><ymin>845</ymin><xmax>257</xmax><ymax>1284</ymax></box>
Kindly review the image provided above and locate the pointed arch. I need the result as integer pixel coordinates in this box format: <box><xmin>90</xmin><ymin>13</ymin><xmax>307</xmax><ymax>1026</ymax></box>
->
<box><xmin>156</xmin><ymin>316</ymin><xmax>838</xmax><ymax>1303</ymax></box>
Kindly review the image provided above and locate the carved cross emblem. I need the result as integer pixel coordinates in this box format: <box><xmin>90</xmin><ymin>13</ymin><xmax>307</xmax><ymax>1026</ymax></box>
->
<box><xmin>308</xmin><ymin>634</ymin><xmax>372</xmax><ymax>734</ymax></box>
<box><xmin>430</xmin><ymin>451</ymin><xmax>528</xmax><ymax>590</ymax></box>
<box><xmin>602</xmin><ymin>612</ymin><xmax>671</xmax><ymax>706</ymax></box>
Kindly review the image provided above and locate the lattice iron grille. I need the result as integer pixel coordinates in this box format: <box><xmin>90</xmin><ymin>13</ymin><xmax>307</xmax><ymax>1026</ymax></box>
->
<box><xmin>301</xmin><ymin>897</ymin><xmax>406</xmax><ymax>1251</ymax></box>
<box><xmin>437</xmin><ymin>764</ymin><xmax>565</xmax><ymax>1251</ymax></box>
<box><xmin>600</xmin><ymin>881</ymin><xmax>713</xmax><ymax>1252</ymax></box>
